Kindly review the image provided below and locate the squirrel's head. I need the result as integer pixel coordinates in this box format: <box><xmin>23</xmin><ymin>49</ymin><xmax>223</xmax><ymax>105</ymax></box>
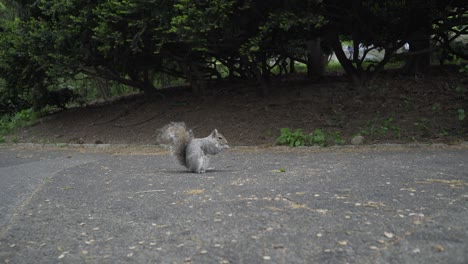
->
<box><xmin>210</xmin><ymin>129</ymin><xmax>229</xmax><ymax>149</ymax></box>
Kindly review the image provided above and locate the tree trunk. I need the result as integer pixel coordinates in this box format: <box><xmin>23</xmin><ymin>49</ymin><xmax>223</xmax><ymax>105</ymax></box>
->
<box><xmin>255</xmin><ymin>72</ymin><xmax>269</xmax><ymax>97</ymax></box>
<box><xmin>180</xmin><ymin>62</ymin><xmax>206</xmax><ymax>96</ymax></box>
<box><xmin>31</xmin><ymin>83</ymin><xmax>48</xmax><ymax>111</ymax></box>
<box><xmin>95</xmin><ymin>77</ymin><xmax>111</xmax><ymax>98</ymax></box>
<box><xmin>403</xmin><ymin>31</ymin><xmax>431</xmax><ymax>75</ymax></box>
<box><xmin>258</xmin><ymin>53</ymin><xmax>270</xmax><ymax>97</ymax></box>
<box><xmin>240</xmin><ymin>54</ymin><xmax>270</xmax><ymax>97</ymax></box>
<box><xmin>289</xmin><ymin>58</ymin><xmax>295</xmax><ymax>74</ymax></box>
<box><xmin>403</xmin><ymin>9</ymin><xmax>432</xmax><ymax>75</ymax></box>
<box><xmin>190</xmin><ymin>64</ymin><xmax>206</xmax><ymax>96</ymax></box>
<box><xmin>306</xmin><ymin>38</ymin><xmax>325</xmax><ymax>80</ymax></box>
<box><xmin>328</xmin><ymin>32</ymin><xmax>362</xmax><ymax>86</ymax></box>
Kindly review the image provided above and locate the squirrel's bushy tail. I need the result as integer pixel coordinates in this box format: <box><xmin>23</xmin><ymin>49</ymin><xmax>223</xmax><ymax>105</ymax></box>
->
<box><xmin>157</xmin><ymin>122</ymin><xmax>193</xmax><ymax>167</ymax></box>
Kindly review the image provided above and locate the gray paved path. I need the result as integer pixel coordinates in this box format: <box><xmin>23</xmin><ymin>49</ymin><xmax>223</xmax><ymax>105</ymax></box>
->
<box><xmin>0</xmin><ymin>144</ymin><xmax>467</xmax><ymax>263</ymax></box>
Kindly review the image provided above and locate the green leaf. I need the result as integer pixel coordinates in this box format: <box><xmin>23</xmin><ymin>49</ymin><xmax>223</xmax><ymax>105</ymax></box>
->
<box><xmin>457</xmin><ymin>109</ymin><xmax>465</xmax><ymax>121</ymax></box>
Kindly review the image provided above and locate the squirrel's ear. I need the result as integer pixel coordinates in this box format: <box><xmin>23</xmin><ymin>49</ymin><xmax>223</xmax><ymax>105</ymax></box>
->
<box><xmin>211</xmin><ymin>129</ymin><xmax>218</xmax><ymax>137</ymax></box>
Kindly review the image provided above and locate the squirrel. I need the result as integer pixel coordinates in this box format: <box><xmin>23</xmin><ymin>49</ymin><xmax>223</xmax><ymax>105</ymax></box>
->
<box><xmin>157</xmin><ymin>122</ymin><xmax>229</xmax><ymax>173</ymax></box>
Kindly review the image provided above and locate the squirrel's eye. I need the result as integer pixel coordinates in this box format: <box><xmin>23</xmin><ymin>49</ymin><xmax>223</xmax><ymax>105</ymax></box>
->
<box><xmin>218</xmin><ymin>136</ymin><xmax>223</xmax><ymax>140</ymax></box>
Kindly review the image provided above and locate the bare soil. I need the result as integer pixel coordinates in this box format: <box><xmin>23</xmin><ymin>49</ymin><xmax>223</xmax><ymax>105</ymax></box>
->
<box><xmin>10</xmin><ymin>66</ymin><xmax>468</xmax><ymax>146</ymax></box>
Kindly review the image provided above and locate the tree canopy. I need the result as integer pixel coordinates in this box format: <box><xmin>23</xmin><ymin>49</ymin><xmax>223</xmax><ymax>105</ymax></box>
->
<box><xmin>0</xmin><ymin>0</ymin><xmax>466</xmax><ymax>111</ymax></box>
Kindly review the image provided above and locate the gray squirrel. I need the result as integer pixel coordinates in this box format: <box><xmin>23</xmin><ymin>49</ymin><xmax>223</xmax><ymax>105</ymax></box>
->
<box><xmin>157</xmin><ymin>122</ymin><xmax>229</xmax><ymax>173</ymax></box>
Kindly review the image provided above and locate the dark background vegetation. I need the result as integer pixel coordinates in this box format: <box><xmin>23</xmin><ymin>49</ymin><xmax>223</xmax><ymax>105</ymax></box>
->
<box><xmin>0</xmin><ymin>0</ymin><xmax>466</xmax><ymax>145</ymax></box>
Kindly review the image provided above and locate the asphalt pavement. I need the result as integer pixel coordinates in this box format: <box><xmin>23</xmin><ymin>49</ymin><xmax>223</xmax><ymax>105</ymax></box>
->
<box><xmin>0</xmin><ymin>144</ymin><xmax>467</xmax><ymax>264</ymax></box>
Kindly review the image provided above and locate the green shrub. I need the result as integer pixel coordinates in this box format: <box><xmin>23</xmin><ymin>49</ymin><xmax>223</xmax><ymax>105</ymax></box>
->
<box><xmin>276</xmin><ymin>128</ymin><xmax>307</xmax><ymax>147</ymax></box>
<box><xmin>276</xmin><ymin>127</ymin><xmax>346</xmax><ymax>147</ymax></box>
<box><xmin>0</xmin><ymin>108</ymin><xmax>39</xmax><ymax>136</ymax></box>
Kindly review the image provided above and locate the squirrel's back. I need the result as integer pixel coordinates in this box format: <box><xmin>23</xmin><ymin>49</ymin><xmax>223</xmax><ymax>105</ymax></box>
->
<box><xmin>157</xmin><ymin>122</ymin><xmax>193</xmax><ymax>167</ymax></box>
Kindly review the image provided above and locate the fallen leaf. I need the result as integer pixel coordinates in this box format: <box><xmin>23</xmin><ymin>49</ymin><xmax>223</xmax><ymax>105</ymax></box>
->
<box><xmin>419</xmin><ymin>179</ymin><xmax>466</xmax><ymax>187</ymax></box>
<box><xmin>290</xmin><ymin>203</ymin><xmax>309</xmax><ymax>209</ymax></box>
<box><xmin>184</xmin><ymin>189</ymin><xmax>205</xmax><ymax>195</ymax></box>
<box><xmin>58</xmin><ymin>251</ymin><xmax>69</xmax><ymax>259</ymax></box>
<box><xmin>363</xmin><ymin>201</ymin><xmax>386</xmax><ymax>208</ymax></box>
<box><xmin>400</xmin><ymin>187</ymin><xmax>417</xmax><ymax>192</ymax></box>
<box><xmin>337</xmin><ymin>240</ymin><xmax>348</xmax><ymax>246</ymax></box>
<box><xmin>384</xmin><ymin>232</ymin><xmax>394</xmax><ymax>238</ymax></box>
<box><xmin>334</xmin><ymin>195</ymin><xmax>349</xmax><ymax>199</ymax></box>
<box><xmin>433</xmin><ymin>244</ymin><xmax>445</xmax><ymax>252</ymax></box>
<box><xmin>314</xmin><ymin>209</ymin><xmax>328</xmax><ymax>214</ymax></box>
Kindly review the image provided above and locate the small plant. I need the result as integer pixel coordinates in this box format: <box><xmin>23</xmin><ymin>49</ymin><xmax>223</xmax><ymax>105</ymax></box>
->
<box><xmin>331</xmin><ymin>132</ymin><xmax>346</xmax><ymax>145</ymax></box>
<box><xmin>457</xmin><ymin>109</ymin><xmax>465</xmax><ymax>121</ymax></box>
<box><xmin>458</xmin><ymin>64</ymin><xmax>468</xmax><ymax>74</ymax></box>
<box><xmin>360</xmin><ymin>114</ymin><xmax>401</xmax><ymax>139</ymax></box>
<box><xmin>310</xmin><ymin>128</ymin><xmax>327</xmax><ymax>146</ymax></box>
<box><xmin>0</xmin><ymin>115</ymin><xmax>9</xmax><ymax>135</ymax></box>
<box><xmin>382</xmin><ymin>116</ymin><xmax>401</xmax><ymax>137</ymax></box>
<box><xmin>414</xmin><ymin>118</ymin><xmax>432</xmax><ymax>136</ymax></box>
<box><xmin>454</xmin><ymin>86</ymin><xmax>467</xmax><ymax>98</ymax></box>
<box><xmin>277</xmin><ymin>128</ymin><xmax>307</xmax><ymax>147</ymax></box>
<box><xmin>431</xmin><ymin>103</ymin><xmax>441</xmax><ymax>113</ymax></box>
<box><xmin>276</xmin><ymin>128</ymin><xmax>344</xmax><ymax>147</ymax></box>
<box><xmin>0</xmin><ymin>108</ymin><xmax>39</xmax><ymax>136</ymax></box>
<box><xmin>439</xmin><ymin>128</ymin><xmax>449</xmax><ymax>137</ymax></box>
<box><xmin>0</xmin><ymin>136</ymin><xmax>5</xmax><ymax>143</ymax></box>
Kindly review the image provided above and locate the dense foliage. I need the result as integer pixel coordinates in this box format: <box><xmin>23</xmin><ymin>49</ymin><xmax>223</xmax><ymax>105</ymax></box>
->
<box><xmin>0</xmin><ymin>0</ymin><xmax>466</xmax><ymax>112</ymax></box>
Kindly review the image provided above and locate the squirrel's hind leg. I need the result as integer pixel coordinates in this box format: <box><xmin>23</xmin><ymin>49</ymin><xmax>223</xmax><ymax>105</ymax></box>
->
<box><xmin>194</xmin><ymin>156</ymin><xmax>210</xmax><ymax>173</ymax></box>
<box><xmin>202</xmin><ymin>156</ymin><xmax>210</xmax><ymax>172</ymax></box>
<box><xmin>187</xmin><ymin>153</ymin><xmax>210</xmax><ymax>173</ymax></box>
<box><xmin>193</xmin><ymin>156</ymin><xmax>206</xmax><ymax>173</ymax></box>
